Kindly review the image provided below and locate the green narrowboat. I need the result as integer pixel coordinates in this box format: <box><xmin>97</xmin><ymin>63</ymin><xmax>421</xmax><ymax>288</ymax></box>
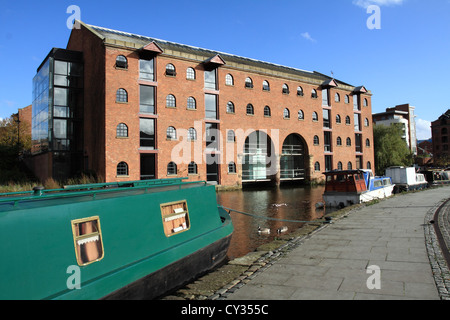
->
<box><xmin>0</xmin><ymin>178</ymin><xmax>233</xmax><ymax>300</ymax></box>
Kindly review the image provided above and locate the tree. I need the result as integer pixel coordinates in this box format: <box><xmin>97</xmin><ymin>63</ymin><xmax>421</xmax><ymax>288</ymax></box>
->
<box><xmin>373</xmin><ymin>124</ymin><xmax>413</xmax><ymax>175</ymax></box>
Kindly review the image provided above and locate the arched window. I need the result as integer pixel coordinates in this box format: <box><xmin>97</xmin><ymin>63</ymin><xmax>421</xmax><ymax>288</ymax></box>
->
<box><xmin>228</xmin><ymin>162</ymin><xmax>237</xmax><ymax>174</ymax></box>
<box><xmin>186</xmin><ymin>67</ymin><xmax>196</xmax><ymax>80</ymax></box>
<box><xmin>345</xmin><ymin>95</ymin><xmax>350</xmax><ymax>104</ymax></box>
<box><xmin>283</xmin><ymin>108</ymin><xmax>290</xmax><ymax>119</ymax></box>
<box><xmin>166</xmin><ymin>126</ymin><xmax>177</xmax><ymax>140</ymax></box>
<box><xmin>117</xmin><ymin>162</ymin><xmax>129</xmax><ymax>176</ymax></box>
<box><xmin>227</xmin><ymin>130</ymin><xmax>235</xmax><ymax>142</ymax></box>
<box><xmin>312</xmin><ymin>112</ymin><xmax>319</xmax><ymax>121</ymax></box>
<box><xmin>187</xmin><ymin>97</ymin><xmax>196</xmax><ymax>110</ymax></box>
<box><xmin>165</xmin><ymin>64</ymin><xmax>176</xmax><ymax>76</ymax></box>
<box><xmin>188</xmin><ymin>128</ymin><xmax>197</xmax><ymax>141</ymax></box>
<box><xmin>338</xmin><ymin>162</ymin><xmax>343</xmax><ymax>170</ymax></box>
<box><xmin>314</xmin><ymin>135</ymin><xmax>320</xmax><ymax>145</ymax></box>
<box><xmin>227</xmin><ymin>101</ymin><xmax>235</xmax><ymax>113</ymax></box>
<box><xmin>364</xmin><ymin>98</ymin><xmax>368</xmax><ymax>107</ymax></box>
<box><xmin>264</xmin><ymin>106</ymin><xmax>271</xmax><ymax>117</ymax></box>
<box><xmin>282</xmin><ymin>84</ymin><xmax>290</xmax><ymax>94</ymax></box>
<box><xmin>337</xmin><ymin>137</ymin><xmax>342</xmax><ymax>146</ymax></box>
<box><xmin>166</xmin><ymin>94</ymin><xmax>176</xmax><ymax>108</ymax></box>
<box><xmin>298</xmin><ymin>110</ymin><xmax>304</xmax><ymax>120</ymax></box>
<box><xmin>262</xmin><ymin>80</ymin><xmax>270</xmax><ymax>91</ymax></box>
<box><xmin>167</xmin><ymin>162</ymin><xmax>177</xmax><ymax>175</ymax></box>
<box><xmin>347</xmin><ymin>162</ymin><xmax>353</xmax><ymax>170</ymax></box>
<box><xmin>115</xmin><ymin>55</ymin><xmax>128</xmax><ymax>69</ymax></box>
<box><xmin>314</xmin><ymin>162</ymin><xmax>321</xmax><ymax>172</ymax></box>
<box><xmin>335</xmin><ymin>93</ymin><xmax>340</xmax><ymax>102</ymax></box>
<box><xmin>346</xmin><ymin>137</ymin><xmax>352</xmax><ymax>146</ymax></box>
<box><xmin>311</xmin><ymin>89</ymin><xmax>318</xmax><ymax>98</ymax></box>
<box><xmin>225</xmin><ymin>74</ymin><xmax>234</xmax><ymax>86</ymax></box>
<box><xmin>336</xmin><ymin>114</ymin><xmax>341</xmax><ymax>124</ymax></box>
<box><xmin>246</xmin><ymin>104</ymin><xmax>254</xmax><ymax>115</ymax></box>
<box><xmin>297</xmin><ymin>86</ymin><xmax>304</xmax><ymax>96</ymax></box>
<box><xmin>116</xmin><ymin>123</ymin><xmax>128</xmax><ymax>138</ymax></box>
<box><xmin>188</xmin><ymin>162</ymin><xmax>198</xmax><ymax>175</ymax></box>
<box><xmin>367</xmin><ymin>162</ymin><xmax>372</xmax><ymax>170</ymax></box>
<box><xmin>116</xmin><ymin>88</ymin><xmax>128</xmax><ymax>103</ymax></box>
<box><xmin>366</xmin><ymin>139</ymin><xmax>371</xmax><ymax>147</ymax></box>
<box><xmin>245</xmin><ymin>77</ymin><xmax>253</xmax><ymax>89</ymax></box>
<box><xmin>364</xmin><ymin>118</ymin><xmax>370</xmax><ymax>127</ymax></box>
<box><xmin>345</xmin><ymin>116</ymin><xmax>351</xmax><ymax>125</ymax></box>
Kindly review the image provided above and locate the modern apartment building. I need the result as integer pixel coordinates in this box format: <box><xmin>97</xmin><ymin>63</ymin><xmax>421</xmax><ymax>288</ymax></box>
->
<box><xmin>30</xmin><ymin>21</ymin><xmax>375</xmax><ymax>186</ymax></box>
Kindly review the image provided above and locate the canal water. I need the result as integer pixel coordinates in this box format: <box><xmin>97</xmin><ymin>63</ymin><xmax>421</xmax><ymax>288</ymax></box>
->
<box><xmin>217</xmin><ymin>183</ymin><xmax>331</xmax><ymax>260</ymax></box>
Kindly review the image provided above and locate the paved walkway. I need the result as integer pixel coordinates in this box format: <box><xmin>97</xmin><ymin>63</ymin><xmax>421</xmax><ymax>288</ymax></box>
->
<box><xmin>226</xmin><ymin>186</ymin><xmax>450</xmax><ymax>300</ymax></box>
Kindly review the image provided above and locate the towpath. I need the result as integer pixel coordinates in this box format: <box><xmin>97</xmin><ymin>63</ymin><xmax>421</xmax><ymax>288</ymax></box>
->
<box><xmin>225</xmin><ymin>186</ymin><xmax>450</xmax><ymax>300</ymax></box>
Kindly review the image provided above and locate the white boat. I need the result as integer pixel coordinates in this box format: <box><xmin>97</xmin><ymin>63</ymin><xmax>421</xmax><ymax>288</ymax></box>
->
<box><xmin>385</xmin><ymin>166</ymin><xmax>428</xmax><ymax>193</ymax></box>
<box><xmin>323</xmin><ymin>169</ymin><xmax>395</xmax><ymax>208</ymax></box>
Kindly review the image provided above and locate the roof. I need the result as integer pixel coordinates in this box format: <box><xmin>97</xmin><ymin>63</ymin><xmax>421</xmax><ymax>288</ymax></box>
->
<box><xmin>79</xmin><ymin>21</ymin><xmax>367</xmax><ymax>91</ymax></box>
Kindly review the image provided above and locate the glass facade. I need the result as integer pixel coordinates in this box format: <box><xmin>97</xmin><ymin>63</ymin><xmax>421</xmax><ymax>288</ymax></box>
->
<box><xmin>32</xmin><ymin>59</ymin><xmax>50</xmax><ymax>154</ymax></box>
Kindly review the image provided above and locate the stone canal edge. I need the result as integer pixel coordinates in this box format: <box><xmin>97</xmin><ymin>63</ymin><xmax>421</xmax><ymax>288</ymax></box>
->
<box><xmin>162</xmin><ymin>188</ymin><xmax>450</xmax><ymax>301</ymax></box>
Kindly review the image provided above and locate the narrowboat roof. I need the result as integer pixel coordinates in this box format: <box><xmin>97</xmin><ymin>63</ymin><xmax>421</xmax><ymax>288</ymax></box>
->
<box><xmin>323</xmin><ymin>170</ymin><xmax>365</xmax><ymax>176</ymax></box>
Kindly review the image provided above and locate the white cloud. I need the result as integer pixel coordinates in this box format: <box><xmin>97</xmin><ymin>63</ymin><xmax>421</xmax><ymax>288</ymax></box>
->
<box><xmin>415</xmin><ymin>118</ymin><xmax>432</xmax><ymax>140</ymax></box>
<box><xmin>301</xmin><ymin>32</ymin><xmax>316</xmax><ymax>43</ymax></box>
<box><xmin>353</xmin><ymin>0</ymin><xmax>405</xmax><ymax>8</ymax></box>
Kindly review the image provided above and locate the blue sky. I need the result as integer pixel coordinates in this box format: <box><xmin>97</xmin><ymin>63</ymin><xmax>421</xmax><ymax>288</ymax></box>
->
<box><xmin>1</xmin><ymin>0</ymin><xmax>449</xmax><ymax>139</ymax></box>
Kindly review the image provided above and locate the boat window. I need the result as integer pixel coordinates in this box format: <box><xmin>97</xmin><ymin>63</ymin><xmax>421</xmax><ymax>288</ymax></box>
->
<box><xmin>71</xmin><ymin>217</ymin><xmax>104</xmax><ymax>266</ymax></box>
<box><xmin>326</xmin><ymin>175</ymin><xmax>334</xmax><ymax>182</ymax></box>
<box><xmin>374</xmin><ymin>180</ymin><xmax>383</xmax><ymax>188</ymax></box>
<box><xmin>161</xmin><ymin>201</ymin><xmax>190</xmax><ymax>237</ymax></box>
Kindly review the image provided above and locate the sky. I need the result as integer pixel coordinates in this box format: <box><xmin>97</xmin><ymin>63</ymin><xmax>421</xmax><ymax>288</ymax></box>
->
<box><xmin>1</xmin><ymin>0</ymin><xmax>449</xmax><ymax>140</ymax></box>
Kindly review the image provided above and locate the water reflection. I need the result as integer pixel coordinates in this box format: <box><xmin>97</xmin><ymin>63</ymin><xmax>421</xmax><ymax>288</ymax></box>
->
<box><xmin>217</xmin><ymin>184</ymin><xmax>328</xmax><ymax>260</ymax></box>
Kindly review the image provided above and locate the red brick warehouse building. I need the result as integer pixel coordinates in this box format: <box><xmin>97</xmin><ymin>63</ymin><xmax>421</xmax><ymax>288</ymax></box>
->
<box><xmin>30</xmin><ymin>21</ymin><xmax>375</xmax><ymax>187</ymax></box>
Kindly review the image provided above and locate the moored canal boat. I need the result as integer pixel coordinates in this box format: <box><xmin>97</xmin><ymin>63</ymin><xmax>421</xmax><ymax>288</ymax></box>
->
<box><xmin>323</xmin><ymin>169</ymin><xmax>395</xmax><ymax>208</ymax></box>
<box><xmin>0</xmin><ymin>178</ymin><xmax>233</xmax><ymax>300</ymax></box>
<box><xmin>385</xmin><ymin>166</ymin><xmax>428</xmax><ymax>193</ymax></box>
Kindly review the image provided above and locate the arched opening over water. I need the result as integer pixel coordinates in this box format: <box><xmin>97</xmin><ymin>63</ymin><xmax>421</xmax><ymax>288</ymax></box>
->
<box><xmin>241</xmin><ymin>131</ymin><xmax>277</xmax><ymax>183</ymax></box>
<box><xmin>280</xmin><ymin>133</ymin><xmax>309</xmax><ymax>182</ymax></box>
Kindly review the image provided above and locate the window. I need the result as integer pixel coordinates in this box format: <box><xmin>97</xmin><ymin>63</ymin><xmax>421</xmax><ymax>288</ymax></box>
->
<box><xmin>117</xmin><ymin>162</ymin><xmax>129</xmax><ymax>176</ymax></box>
<box><xmin>314</xmin><ymin>135</ymin><xmax>320</xmax><ymax>145</ymax></box>
<box><xmin>186</xmin><ymin>67</ymin><xmax>196</xmax><ymax>80</ymax></box>
<box><xmin>116</xmin><ymin>89</ymin><xmax>128</xmax><ymax>103</ymax></box>
<box><xmin>228</xmin><ymin>162</ymin><xmax>237</xmax><ymax>174</ymax></box>
<box><xmin>166</xmin><ymin>94</ymin><xmax>176</xmax><ymax>108</ymax></box>
<box><xmin>187</xmin><ymin>97</ymin><xmax>196</xmax><ymax>110</ymax></box>
<box><xmin>166</xmin><ymin>126</ymin><xmax>177</xmax><ymax>140</ymax></box>
<box><xmin>204</xmin><ymin>69</ymin><xmax>217</xmax><ymax>90</ymax></box>
<box><xmin>312</xmin><ymin>112</ymin><xmax>319</xmax><ymax>121</ymax></box>
<box><xmin>264</xmin><ymin>106</ymin><xmax>271</xmax><ymax>117</ymax></box>
<box><xmin>366</xmin><ymin>139</ymin><xmax>371</xmax><ymax>147</ymax></box>
<box><xmin>353</xmin><ymin>94</ymin><xmax>359</xmax><ymax>111</ymax></box>
<box><xmin>322</xmin><ymin>89</ymin><xmax>329</xmax><ymax>106</ymax></box>
<box><xmin>347</xmin><ymin>162</ymin><xmax>353</xmax><ymax>170</ymax></box>
<box><xmin>283</xmin><ymin>108</ymin><xmax>290</xmax><ymax>119</ymax></box>
<box><xmin>364</xmin><ymin>118</ymin><xmax>370</xmax><ymax>127</ymax></box>
<box><xmin>297</xmin><ymin>86</ymin><xmax>304</xmax><ymax>96</ymax></box>
<box><xmin>442</xmin><ymin>128</ymin><xmax>448</xmax><ymax>135</ymax></box>
<box><xmin>116</xmin><ymin>55</ymin><xmax>128</xmax><ymax>69</ymax></box>
<box><xmin>282</xmin><ymin>84</ymin><xmax>290</xmax><ymax>94</ymax></box>
<box><xmin>345</xmin><ymin>116</ymin><xmax>351</xmax><ymax>125</ymax></box>
<box><xmin>363</xmin><ymin>98</ymin><xmax>368</xmax><ymax>107</ymax></box>
<box><xmin>245</xmin><ymin>77</ymin><xmax>253</xmax><ymax>89</ymax></box>
<box><xmin>314</xmin><ymin>162</ymin><xmax>321</xmax><ymax>172</ymax></box>
<box><xmin>345</xmin><ymin>95</ymin><xmax>349</xmax><ymax>104</ymax></box>
<box><xmin>336</xmin><ymin>114</ymin><xmax>341</xmax><ymax>124</ymax></box>
<box><xmin>335</xmin><ymin>93</ymin><xmax>340</xmax><ymax>103</ymax></box>
<box><xmin>227</xmin><ymin>130</ymin><xmax>235</xmax><ymax>142</ymax></box>
<box><xmin>205</xmin><ymin>94</ymin><xmax>218</xmax><ymax>119</ymax></box>
<box><xmin>205</xmin><ymin>123</ymin><xmax>219</xmax><ymax>150</ymax></box>
<box><xmin>338</xmin><ymin>162</ymin><xmax>343</xmax><ymax>170</ymax></box>
<box><xmin>337</xmin><ymin>137</ymin><xmax>342</xmax><ymax>146</ymax></box>
<box><xmin>188</xmin><ymin>162</ymin><xmax>198</xmax><ymax>174</ymax></box>
<box><xmin>262</xmin><ymin>80</ymin><xmax>270</xmax><ymax>91</ymax></box>
<box><xmin>167</xmin><ymin>162</ymin><xmax>177</xmax><ymax>175</ymax></box>
<box><xmin>298</xmin><ymin>110</ymin><xmax>304</xmax><ymax>120</ymax></box>
<box><xmin>311</xmin><ymin>89</ymin><xmax>318</xmax><ymax>99</ymax></box>
<box><xmin>354</xmin><ymin>114</ymin><xmax>361</xmax><ymax>131</ymax></box>
<box><xmin>71</xmin><ymin>216</ymin><xmax>104</xmax><ymax>266</ymax></box>
<box><xmin>188</xmin><ymin>128</ymin><xmax>197</xmax><ymax>141</ymax></box>
<box><xmin>116</xmin><ymin>123</ymin><xmax>128</xmax><ymax>138</ymax></box>
<box><xmin>225</xmin><ymin>74</ymin><xmax>234</xmax><ymax>86</ymax></box>
<box><xmin>367</xmin><ymin>161</ymin><xmax>372</xmax><ymax>170</ymax></box>
<box><xmin>140</xmin><ymin>118</ymin><xmax>155</xmax><ymax>148</ymax></box>
<box><xmin>323</xmin><ymin>109</ymin><xmax>331</xmax><ymax>129</ymax></box>
<box><xmin>246</xmin><ymin>104</ymin><xmax>254</xmax><ymax>115</ymax></box>
<box><xmin>166</xmin><ymin>64</ymin><xmax>176</xmax><ymax>76</ymax></box>
<box><xmin>160</xmin><ymin>201</ymin><xmax>189</xmax><ymax>237</ymax></box>
<box><xmin>346</xmin><ymin>137</ymin><xmax>352</xmax><ymax>146</ymax></box>
<box><xmin>226</xmin><ymin>101</ymin><xmax>235</xmax><ymax>114</ymax></box>
<box><xmin>140</xmin><ymin>85</ymin><xmax>155</xmax><ymax>114</ymax></box>
<box><xmin>140</xmin><ymin>59</ymin><xmax>154</xmax><ymax>80</ymax></box>
<box><xmin>324</xmin><ymin>132</ymin><xmax>332</xmax><ymax>152</ymax></box>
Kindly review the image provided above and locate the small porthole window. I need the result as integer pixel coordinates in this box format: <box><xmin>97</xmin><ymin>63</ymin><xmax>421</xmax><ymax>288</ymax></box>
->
<box><xmin>71</xmin><ymin>216</ymin><xmax>104</xmax><ymax>266</ymax></box>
